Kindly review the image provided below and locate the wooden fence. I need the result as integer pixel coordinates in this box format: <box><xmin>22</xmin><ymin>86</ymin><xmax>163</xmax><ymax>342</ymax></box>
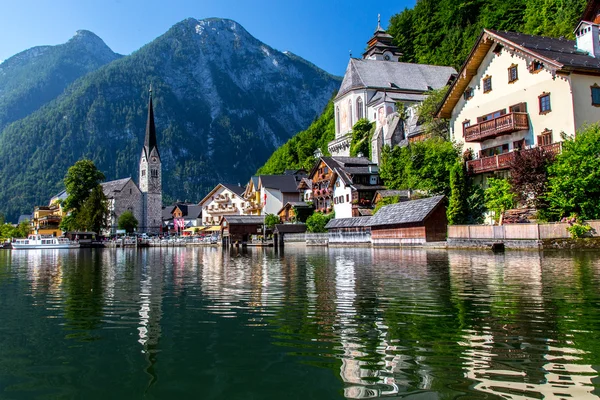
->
<box><xmin>448</xmin><ymin>220</ymin><xmax>600</xmax><ymax>240</ymax></box>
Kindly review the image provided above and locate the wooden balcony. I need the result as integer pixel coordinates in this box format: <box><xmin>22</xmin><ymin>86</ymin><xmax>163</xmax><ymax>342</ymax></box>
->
<box><xmin>464</xmin><ymin>112</ymin><xmax>529</xmax><ymax>142</ymax></box>
<box><xmin>467</xmin><ymin>142</ymin><xmax>562</xmax><ymax>174</ymax></box>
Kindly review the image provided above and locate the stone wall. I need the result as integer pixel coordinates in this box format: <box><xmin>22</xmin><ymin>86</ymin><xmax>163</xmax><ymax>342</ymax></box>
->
<box><xmin>108</xmin><ymin>180</ymin><xmax>143</xmax><ymax>234</ymax></box>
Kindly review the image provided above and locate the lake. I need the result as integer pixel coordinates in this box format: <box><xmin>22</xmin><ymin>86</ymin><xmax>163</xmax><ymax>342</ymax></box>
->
<box><xmin>0</xmin><ymin>246</ymin><xmax>599</xmax><ymax>399</ymax></box>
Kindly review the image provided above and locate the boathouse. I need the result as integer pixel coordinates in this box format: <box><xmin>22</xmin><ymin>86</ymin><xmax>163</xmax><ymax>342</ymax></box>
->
<box><xmin>325</xmin><ymin>216</ymin><xmax>371</xmax><ymax>245</ymax></box>
<box><xmin>273</xmin><ymin>223</ymin><xmax>307</xmax><ymax>247</ymax></box>
<box><xmin>367</xmin><ymin>195</ymin><xmax>447</xmax><ymax>246</ymax></box>
<box><xmin>221</xmin><ymin>215</ymin><xmax>265</xmax><ymax>246</ymax></box>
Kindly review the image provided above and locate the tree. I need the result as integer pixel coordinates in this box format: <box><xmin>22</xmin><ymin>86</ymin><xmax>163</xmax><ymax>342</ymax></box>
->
<box><xmin>508</xmin><ymin>147</ymin><xmax>555</xmax><ymax>208</ymax></box>
<box><xmin>349</xmin><ymin>119</ymin><xmax>374</xmax><ymax>157</ymax></box>
<box><xmin>447</xmin><ymin>161</ymin><xmax>469</xmax><ymax>225</ymax></box>
<box><xmin>306</xmin><ymin>212</ymin><xmax>334</xmax><ymax>233</ymax></box>
<box><xmin>374</xmin><ymin>196</ymin><xmax>400</xmax><ymax>214</ymax></box>
<box><xmin>545</xmin><ymin>125</ymin><xmax>600</xmax><ymax>220</ymax></box>
<box><xmin>118</xmin><ymin>211</ymin><xmax>138</xmax><ymax>234</ymax></box>
<box><xmin>0</xmin><ymin>213</ymin><xmax>4</xmax><ymax>225</ymax></box>
<box><xmin>415</xmin><ymin>86</ymin><xmax>450</xmax><ymax>137</ymax></box>
<box><xmin>63</xmin><ymin>159</ymin><xmax>105</xmax><ymax>211</ymax></box>
<box><xmin>379</xmin><ymin>138</ymin><xmax>459</xmax><ymax>196</ymax></box>
<box><xmin>265</xmin><ymin>214</ymin><xmax>281</xmax><ymax>230</ymax></box>
<box><xmin>78</xmin><ymin>185</ymin><xmax>109</xmax><ymax>234</ymax></box>
<box><xmin>485</xmin><ymin>178</ymin><xmax>516</xmax><ymax>224</ymax></box>
<box><xmin>466</xmin><ymin>184</ymin><xmax>486</xmax><ymax>224</ymax></box>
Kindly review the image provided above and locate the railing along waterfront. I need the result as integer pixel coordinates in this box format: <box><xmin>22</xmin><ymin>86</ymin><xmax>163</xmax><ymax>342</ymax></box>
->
<box><xmin>464</xmin><ymin>112</ymin><xmax>529</xmax><ymax>142</ymax></box>
<box><xmin>467</xmin><ymin>142</ymin><xmax>561</xmax><ymax>174</ymax></box>
<box><xmin>448</xmin><ymin>220</ymin><xmax>600</xmax><ymax>240</ymax></box>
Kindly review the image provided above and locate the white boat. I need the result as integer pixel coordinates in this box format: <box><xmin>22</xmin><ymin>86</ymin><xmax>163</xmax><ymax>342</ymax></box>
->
<box><xmin>12</xmin><ymin>235</ymin><xmax>80</xmax><ymax>250</ymax></box>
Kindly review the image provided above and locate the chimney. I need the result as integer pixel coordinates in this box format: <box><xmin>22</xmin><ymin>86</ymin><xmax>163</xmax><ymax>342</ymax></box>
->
<box><xmin>575</xmin><ymin>21</ymin><xmax>600</xmax><ymax>58</ymax></box>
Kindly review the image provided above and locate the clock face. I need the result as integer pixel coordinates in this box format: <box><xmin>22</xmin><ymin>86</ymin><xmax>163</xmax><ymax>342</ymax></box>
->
<box><xmin>152</xmin><ymin>157</ymin><xmax>157</xmax><ymax>163</ymax></box>
<box><xmin>142</xmin><ymin>157</ymin><xmax>146</xmax><ymax>163</ymax></box>
<box><xmin>384</xmin><ymin>54</ymin><xmax>390</xmax><ymax>61</ymax></box>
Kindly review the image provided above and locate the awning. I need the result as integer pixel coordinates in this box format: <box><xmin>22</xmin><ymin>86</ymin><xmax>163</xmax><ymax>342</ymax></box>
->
<box><xmin>183</xmin><ymin>227</ymin><xmax>201</xmax><ymax>232</ymax></box>
<box><xmin>205</xmin><ymin>226</ymin><xmax>221</xmax><ymax>232</ymax></box>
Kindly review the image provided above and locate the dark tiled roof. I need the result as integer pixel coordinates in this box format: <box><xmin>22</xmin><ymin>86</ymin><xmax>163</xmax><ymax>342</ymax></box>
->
<box><xmin>367</xmin><ymin>195</ymin><xmax>445</xmax><ymax>227</ymax></box>
<box><xmin>357</xmin><ymin>208</ymin><xmax>374</xmax><ymax>216</ymax></box>
<box><xmin>221</xmin><ymin>184</ymin><xmax>246</xmax><ymax>197</ymax></box>
<box><xmin>101</xmin><ymin>178</ymin><xmax>133</xmax><ymax>198</ymax></box>
<box><xmin>277</xmin><ymin>201</ymin><xmax>311</xmax><ymax>215</ymax></box>
<box><xmin>376</xmin><ymin>190</ymin><xmax>412</xmax><ymax>199</ymax></box>
<box><xmin>162</xmin><ymin>207</ymin><xmax>174</xmax><ymax>221</ymax></box>
<box><xmin>325</xmin><ymin>216</ymin><xmax>372</xmax><ymax>229</ymax></box>
<box><xmin>274</xmin><ymin>223</ymin><xmax>307</xmax><ymax>234</ymax></box>
<box><xmin>487</xmin><ymin>29</ymin><xmax>600</xmax><ymax>72</ymax></box>
<box><xmin>259</xmin><ymin>175</ymin><xmax>300</xmax><ymax>193</ymax></box>
<box><xmin>223</xmin><ymin>215</ymin><xmax>265</xmax><ymax>225</ymax></box>
<box><xmin>186</xmin><ymin>205</ymin><xmax>202</xmax><ymax>219</ymax></box>
<box><xmin>336</xmin><ymin>58</ymin><xmax>456</xmax><ymax>99</ymax></box>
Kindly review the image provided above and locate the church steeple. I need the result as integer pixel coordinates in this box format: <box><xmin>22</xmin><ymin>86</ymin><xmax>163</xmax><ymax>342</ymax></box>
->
<box><xmin>363</xmin><ymin>15</ymin><xmax>403</xmax><ymax>61</ymax></box>
<box><xmin>143</xmin><ymin>87</ymin><xmax>159</xmax><ymax>159</ymax></box>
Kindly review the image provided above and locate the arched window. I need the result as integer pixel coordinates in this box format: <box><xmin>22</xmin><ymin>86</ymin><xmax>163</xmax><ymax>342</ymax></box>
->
<box><xmin>348</xmin><ymin>99</ymin><xmax>353</xmax><ymax>127</ymax></box>
<box><xmin>356</xmin><ymin>97</ymin><xmax>363</xmax><ymax>120</ymax></box>
<box><xmin>335</xmin><ymin>106</ymin><xmax>340</xmax><ymax>134</ymax></box>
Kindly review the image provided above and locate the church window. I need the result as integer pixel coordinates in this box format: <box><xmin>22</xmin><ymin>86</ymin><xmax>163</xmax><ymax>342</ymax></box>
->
<box><xmin>142</xmin><ymin>170</ymin><xmax>146</xmax><ymax>177</ymax></box>
<box><xmin>130</xmin><ymin>188</ymin><xmax>132</xmax><ymax>194</ymax></box>
<box><xmin>348</xmin><ymin>99</ymin><xmax>353</xmax><ymax>126</ymax></box>
<box><xmin>336</xmin><ymin>107</ymin><xmax>340</xmax><ymax>133</ymax></box>
<box><xmin>357</xmin><ymin>97</ymin><xmax>363</xmax><ymax>120</ymax></box>
<box><xmin>151</xmin><ymin>169</ymin><xmax>158</xmax><ymax>178</ymax></box>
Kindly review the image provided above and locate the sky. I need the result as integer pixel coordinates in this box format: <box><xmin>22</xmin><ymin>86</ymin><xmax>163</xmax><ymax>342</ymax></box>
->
<box><xmin>0</xmin><ymin>0</ymin><xmax>416</xmax><ymax>76</ymax></box>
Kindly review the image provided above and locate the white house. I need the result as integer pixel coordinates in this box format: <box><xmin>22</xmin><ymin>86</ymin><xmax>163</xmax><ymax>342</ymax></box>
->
<box><xmin>328</xmin><ymin>19</ymin><xmax>456</xmax><ymax>163</ymax></box>
<box><xmin>199</xmin><ymin>184</ymin><xmax>246</xmax><ymax>226</ymax></box>
<box><xmin>437</xmin><ymin>21</ymin><xmax>600</xmax><ymax>183</ymax></box>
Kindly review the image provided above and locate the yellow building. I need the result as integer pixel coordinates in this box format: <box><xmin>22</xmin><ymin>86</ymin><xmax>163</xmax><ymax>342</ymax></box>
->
<box><xmin>31</xmin><ymin>190</ymin><xmax>67</xmax><ymax>236</ymax></box>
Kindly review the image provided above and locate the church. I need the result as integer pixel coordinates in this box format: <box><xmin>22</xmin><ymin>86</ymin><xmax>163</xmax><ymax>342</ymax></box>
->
<box><xmin>327</xmin><ymin>18</ymin><xmax>457</xmax><ymax>164</ymax></box>
<box><xmin>102</xmin><ymin>89</ymin><xmax>162</xmax><ymax>235</ymax></box>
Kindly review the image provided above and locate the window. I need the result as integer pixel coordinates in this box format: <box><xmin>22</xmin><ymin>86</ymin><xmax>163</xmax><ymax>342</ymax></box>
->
<box><xmin>348</xmin><ymin>99</ymin><xmax>353</xmax><ymax>126</ymax></box>
<box><xmin>480</xmin><ymin>143</ymin><xmax>509</xmax><ymax>157</ymax></box>
<box><xmin>483</xmin><ymin>76</ymin><xmax>492</xmax><ymax>93</ymax></box>
<box><xmin>357</xmin><ymin>97</ymin><xmax>364</xmax><ymax>119</ymax></box>
<box><xmin>508</xmin><ymin>64</ymin><xmax>518</xmax><ymax>83</ymax></box>
<box><xmin>539</xmin><ymin>93</ymin><xmax>551</xmax><ymax>114</ymax></box>
<box><xmin>346</xmin><ymin>194</ymin><xmax>350</xmax><ymax>202</ymax></box>
<box><xmin>509</xmin><ymin>102</ymin><xmax>527</xmax><ymax>113</ymax></box>
<box><xmin>335</xmin><ymin>107</ymin><xmax>340</xmax><ymax>133</ymax></box>
<box><xmin>463</xmin><ymin>87</ymin><xmax>474</xmax><ymax>100</ymax></box>
<box><xmin>477</xmin><ymin>109</ymin><xmax>506</xmax><ymax>123</ymax></box>
<box><xmin>513</xmin><ymin>139</ymin><xmax>525</xmax><ymax>150</ymax></box>
<box><xmin>592</xmin><ymin>84</ymin><xmax>600</xmax><ymax>106</ymax></box>
<box><xmin>141</xmin><ymin>170</ymin><xmax>146</xmax><ymax>177</ymax></box>
<box><xmin>538</xmin><ymin>129</ymin><xmax>552</xmax><ymax>146</ymax></box>
<box><xmin>151</xmin><ymin>169</ymin><xmax>158</xmax><ymax>178</ymax></box>
<box><xmin>529</xmin><ymin>61</ymin><xmax>543</xmax><ymax>73</ymax></box>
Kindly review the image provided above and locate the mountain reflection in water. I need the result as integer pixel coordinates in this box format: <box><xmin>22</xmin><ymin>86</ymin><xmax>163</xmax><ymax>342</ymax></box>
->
<box><xmin>0</xmin><ymin>247</ymin><xmax>599</xmax><ymax>399</ymax></box>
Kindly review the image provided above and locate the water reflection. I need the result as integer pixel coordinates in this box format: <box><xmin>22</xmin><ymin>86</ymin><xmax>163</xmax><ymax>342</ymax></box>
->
<box><xmin>0</xmin><ymin>247</ymin><xmax>599</xmax><ymax>399</ymax></box>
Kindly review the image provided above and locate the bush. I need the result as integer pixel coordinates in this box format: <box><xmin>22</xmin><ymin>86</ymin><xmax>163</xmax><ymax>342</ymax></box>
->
<box><xmin>484</xmin><ymin>178</ymin><xmax>516</xmax><ymax>224</ymax></box>
<box><xmin>306</xmin><ymin>212</ymin><xmax>334</xmax><ymax>233</ymax></box>
<box><xmin>567</xmin><ymin>223</ymin><xmax>592</xmax><ymax>239</ymax></box>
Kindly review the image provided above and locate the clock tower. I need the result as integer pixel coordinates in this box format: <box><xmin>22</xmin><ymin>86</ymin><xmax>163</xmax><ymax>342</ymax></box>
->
<box><xmin>139</xmin><ymin>88</ymin><xmax>162</xmax><ymax>234</ymax></box>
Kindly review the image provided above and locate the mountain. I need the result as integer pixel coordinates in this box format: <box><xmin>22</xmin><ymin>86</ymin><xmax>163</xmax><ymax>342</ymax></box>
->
<box><xmin>0</xmin><ymin>30</ymin><xmax>121</xmax><ymax>131</ymax></box>
<box><xmin>0</xmin><ymin>18</ymin><xmax>340</xmax><ymax>221</ymax></box>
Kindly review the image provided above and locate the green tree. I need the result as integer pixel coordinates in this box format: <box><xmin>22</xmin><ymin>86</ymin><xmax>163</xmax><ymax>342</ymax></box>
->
<box><xmin>265</xmin><ymin>214</ymin><xmax>281</xmax><ymax>230</ymax></box>
<box><xmin>349</xmin><ymin>119</ymin><xmax>374</xmax><ymax>157</ymax></box>
<box><xmin>63</xmin><ymin>159</ymin><xmax>105</xmax><ymax>211</ymax></box>
<box><xmin>374</xmin><ymin>196</ymin><xmax>400</xmax><ymax>214</ymax></box>
<box><xmin>117</xmin><ymin>210</ymin><xmax>138</xmax><ymax>234</ymax></box>
<box><xmin>466</xmin><ymin>184</ymin><xmax>486</xmax><ymax>224</ymax></box>
<box><xmin>416</xmin><ymin>86</ymin><xmax>450</xmax><ymax>137</ymax></box>
<box><xmin>0</xmin><ymin>213</ymin><xmax>4</xmax><ymax>225</ymax></box>
<box><xmin>59</xmin><ymin>214</ymin><xmax>80</xmax><ymax>233</ymax></box>
<box><xmin>545</xmin><ymin>125</ymin><xmax>600</xmax><ymax>220</ymax></box>
<box><xmin>78</xmin><ymin>185</ymin><xmax>109</xmax><ymax>234</ymax></box>
<box><xmin>485</xmin><ymin>178</ymin><xmax>516</xmax><ymax>224</ymax></box>
<box><xmin>306</xmin><ymin>212</ymin><xmax>334</xmax><ymax>233</ymax></box>
<box><xmin>380</xmin><ymin>138</ymin><xmax>459</xmax><ymax>196</ymax></box>
<box><xmin>447</xmin><ymin>161</ymin><xmax>469</xmax><ymax>225</ymax></box>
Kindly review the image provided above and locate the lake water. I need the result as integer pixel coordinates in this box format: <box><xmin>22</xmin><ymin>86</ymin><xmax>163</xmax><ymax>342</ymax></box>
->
<box><xmin>0</xmin><ymin>246</ymin><xmax>599</xmax><ymax>399</ymax></box>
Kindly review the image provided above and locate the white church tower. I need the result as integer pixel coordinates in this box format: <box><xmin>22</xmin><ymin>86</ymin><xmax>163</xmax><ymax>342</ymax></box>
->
<box><xmin>139</xmin><ymin>88</ymin><xmax>162</xmax><ymax>234</ymax></box>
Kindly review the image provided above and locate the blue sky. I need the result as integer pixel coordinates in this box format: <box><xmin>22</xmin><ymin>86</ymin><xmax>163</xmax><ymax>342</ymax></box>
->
<box><xmin>0</xmin><ymin>0</ymin><xmax>415</xmax><ymax>76</ymax></box>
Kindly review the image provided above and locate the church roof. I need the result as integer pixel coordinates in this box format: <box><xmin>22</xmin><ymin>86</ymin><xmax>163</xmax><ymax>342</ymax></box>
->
<box><xmin>335</xmin><ymin>58</ymin><xmax>456</xmax><ymax>100</ymax></box>
<box><xmin>143</xmin><ymin>89</ymin><xmax>160</xmax><ymax>159</ymax></box>
<box><xmin>101</xmin><ymin>178</ymin><xmax>134</xmax><ymax>199</ymax></box>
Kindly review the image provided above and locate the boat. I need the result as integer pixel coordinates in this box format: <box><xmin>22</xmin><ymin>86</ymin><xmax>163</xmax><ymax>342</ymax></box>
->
<box><xmin>11</xmin><ymin>235</ymin><xmax>80</xmax><ymax>250</ymax></box>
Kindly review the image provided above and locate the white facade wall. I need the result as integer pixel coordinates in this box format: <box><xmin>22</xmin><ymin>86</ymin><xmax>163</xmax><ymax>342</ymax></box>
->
<box><xmin>333</xmin><ymin>178</ymin><xmax>353</xmax><ymax>219</ymax></box>
<box><xmin>334</xmin><ymin>91</ymin><xmax>368</xmax><ymax>137</ymax></box>
<box><xmin>200</xmin><ymin>187</ymin><xmax>245</xmax><ymax>225</ymax></box>
<box><xmin>449</xmin><ymin>48</ymin><xmax>576</xmax><ymax>154</ymax></box>
<box><xmin>571</xmin><ymin>73</ymin><xmax>600</xmax><ymax>132</ymax></box>
<box><xmin>262</xmin><ymin>188</ymin><xmax>284</xmax><ymax>215</ymax></box>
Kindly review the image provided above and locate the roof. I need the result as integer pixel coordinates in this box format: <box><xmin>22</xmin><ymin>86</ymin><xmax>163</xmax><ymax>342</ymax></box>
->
<box><xmin>438</xmin><ymin>28</ymin><xmax>600</xmax><ymax>118</ymax></box>
<box><xmin>221</xmin><ymin>184</ymin><xmax>245</xmax><ymax>197</ymax></box>
<box><xmin>309</xmin><ymin>156</ymin><xmax>380</xmax><ymax>188</ymax></box>
<box><xmin>298</xmin><ymin>178</ymin><xmax>312</xmax><ymax>190</ymax></box>
<box><xmin>336</xmin><ymin>58</ymin><xmax>457</xmax><ymax>100</ymax></box>
<box><xmin>185</xmin><ymin>205</ymin><xmax>202</xmax><ymax>219</ymax></box>
<box><xmin>277</xmin><ymin>201</ymin><xmax>311</xmax><ymax>215</ymax></box>
<box><xmin>325</xmin><ymin>216</ymin><xmax>372</xmax><ymax>229</ymax></box>
<box><xmin>101</xmin><ymin>178</ymin><xmax>133</xmax><ymax>198</ymax></box>
<box><xmin>17</xmin><ymin>214</ymin><xmax>31</xmax><ymax>224</ymax></box>
<box><xmin>223</xmin><ymin>215</ymin><xmax>265</xmax><ymax>225</ymax></box>
<box><xmin>366</xmin><ymin>195</ymin><xmax>446</xmax><ymax>227</ymax></box>
<box><xmin>274</xmin><ymin>223</ymin><xmax>307</xmax><ymax>234</ymax></box>
<box><xmin>162</xmin><ymin>206</ymin><xmax>175</xmax><ymax>221</ymax></box>
<box><xmin>375</xmin><ymin>190</ymin><xmax>412</xmax><ymax>199</ymax></box>
<box><xmin>259</xmin><ymin>175</ymin><xmax>300</xmax><ymax>193</ymax></box>
<box><xmin>368</xmin><ymin>92</ymin><xmax>426</xmax><ymax>106</ymax></box>
<box><xmin>143</xmin><ymin>90</ymin><xmax>160</xmax><ymax>159</ymax></box>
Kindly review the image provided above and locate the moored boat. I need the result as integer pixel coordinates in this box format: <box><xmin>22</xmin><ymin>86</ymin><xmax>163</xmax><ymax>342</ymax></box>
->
<box><xmin>12</xmin><ymin>235</ymin><xmax>80</xmax><ymax>250</ymax></box>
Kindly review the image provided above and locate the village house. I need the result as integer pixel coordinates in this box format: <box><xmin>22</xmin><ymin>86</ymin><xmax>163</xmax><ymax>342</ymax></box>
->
<box><xmin>160</xmin><ymin>202</ymin><xmax>202</xmax><ymax>234</ymax></box>
<box><xmin>309</xmin><ymin>156</ymin><xmax>384</xmax><ymax>218</ymax></box>
<box><xmin>31</xmin><ymin>191</ymin><xmax>67</xmax><ymax>236</ymax></box>
<box><xmin>297</xmin><ymin>177</ymin><xmax>313</xmax><ymax>203</ymax></box>
<box><xmin>328</xmin><ymin>17</ymin><xmax>456</xmax><ymax>164</ymax></box>
<box><xmin>366</xmin><ymin>195</ymin><xmax>447</xmax><ymax>246</ymax></box>
<box><xmin>220</xmin><ymin>215</ymin><xmax>265</xmax><ymax>246</ymax></box>
<box><xmin>243</xmin><ymin>174</ymin><xmax>303</xmax><ymax>216</ymax></box>
<box><xmin>437</xmin><ymin>13</ymin><xmax>600</xmax><ymax>183</ymax></box>
<box><xmin>277</xmin><ymin>201</ymin><xmax>312</xmax><ymax>223</ymax></box>
<box><xmin>199</xmin><ymin>183</ymin><xmax>246</xmax><ymax>226</ymax></box>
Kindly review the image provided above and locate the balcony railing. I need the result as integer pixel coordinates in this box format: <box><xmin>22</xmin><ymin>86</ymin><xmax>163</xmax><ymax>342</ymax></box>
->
<box><xmin>214</xmin><ymin>195</ymin><xmax>230</xmax><ymax>203</ymax></box>
<box><xmin>464</xmin><ymin>112</ymin><xmax>529</xmax><ymax>142</ymax></box>
<box><xmin>210</xmin><ymin>205</ymin><xmax>238</xmax><ymax>214</ymax></box>
<box><xmin>243</xmin><ymin>202</ymin><xmax>263</xmax><ymax>212</ymax></box>
<box><xmin>467</xmin><ymin>142</ymin><xmax>562</xmax><ymax>174</ymax></box>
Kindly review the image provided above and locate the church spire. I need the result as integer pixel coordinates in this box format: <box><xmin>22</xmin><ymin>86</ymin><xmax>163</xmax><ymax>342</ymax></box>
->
<box><xmin>363</xmin><ymin>14</ymin><xmax>403</xmax><ymax>61</ymax></box>
<box><xmin>144</xmin><ymin>86</ymin><xmax>159</xmax><ymax>158</ymax></box>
